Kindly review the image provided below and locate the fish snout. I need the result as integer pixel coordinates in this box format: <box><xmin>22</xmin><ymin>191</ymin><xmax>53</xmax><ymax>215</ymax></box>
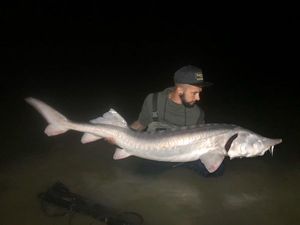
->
<box><xmin>262</xmin><ymin>138</ymin><xmax>282</xmax><ymax>156</ymax></box>
<box><xmin>274</xmin><ymin>138</ymin><xmax>282</xmax><ymax>145</ymax></box>
<box><xmin>266</xmin><ymin>138</ymin><xmax>282</xmax><ymax>147</ymax></box>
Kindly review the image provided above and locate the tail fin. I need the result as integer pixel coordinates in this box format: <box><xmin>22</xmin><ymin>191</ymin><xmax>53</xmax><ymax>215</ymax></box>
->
<box><xmin>25</xmin><ymin>97</ymin><xmax>69</xmax><ymax>136</ymax></box>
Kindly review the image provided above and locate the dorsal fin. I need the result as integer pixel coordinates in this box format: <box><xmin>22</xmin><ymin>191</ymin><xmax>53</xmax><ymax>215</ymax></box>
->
<box><xmin>90</xmin><ymin>108</ymin><xmax>128</xmax><ymax>127</ymax></box>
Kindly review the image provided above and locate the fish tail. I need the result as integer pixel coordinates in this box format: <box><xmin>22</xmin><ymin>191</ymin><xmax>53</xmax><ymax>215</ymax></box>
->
<box><xmin>25</xmin><ymin>97</ymin><xmax>69</xmax><ymax>136</ymax></box>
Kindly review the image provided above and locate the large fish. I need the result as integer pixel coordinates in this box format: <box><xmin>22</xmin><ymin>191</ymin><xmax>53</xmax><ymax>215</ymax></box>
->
<box><xmin>25</xmin><ymin>97</ymin><xmax>282</xmax><ymax>173</ymax></box>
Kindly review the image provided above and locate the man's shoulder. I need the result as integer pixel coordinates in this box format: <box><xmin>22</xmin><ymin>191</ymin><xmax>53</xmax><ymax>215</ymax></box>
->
<box><xmin>145</xmin><ymin>87</ymin><xmax>173</xmax><ymax>100</ymax></box>
<box><xmin>157</xmin><ymin>87</ymin><xmax>173</xmax><ymax>97</ymax></box>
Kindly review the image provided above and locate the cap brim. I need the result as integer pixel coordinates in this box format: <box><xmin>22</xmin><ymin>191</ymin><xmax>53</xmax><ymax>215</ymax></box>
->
<box><xmin>190</xmin><ymin>81</ymin><xmax>213</xmax><ymax>87</ymax></box>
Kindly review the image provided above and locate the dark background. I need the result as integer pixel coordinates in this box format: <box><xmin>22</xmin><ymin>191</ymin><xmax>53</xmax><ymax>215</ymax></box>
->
<box><xmin>2</xmin><ymin>3</ymin><xmax>298</xmax><ymax>93</ymax></box>
<box><xmin>1</xmin><ymin>2</ymin><xmax>299</xmax><ymax>161</ymax></box>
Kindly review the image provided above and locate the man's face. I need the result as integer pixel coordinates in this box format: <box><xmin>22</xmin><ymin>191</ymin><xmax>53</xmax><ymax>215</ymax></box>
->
<box><xmin>179</xmin><ymin>85</ymin><xmax>203</xmax><ymax>107</ymax></box>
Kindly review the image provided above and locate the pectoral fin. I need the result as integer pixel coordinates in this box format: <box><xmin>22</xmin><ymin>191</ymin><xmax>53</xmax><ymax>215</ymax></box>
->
<box><xmin>113</xmin><ymin>148</ymin><xmax>132</xmax><ymax>160</ymax></box>
<box><xmin>199</xmin><ymin>150</ymin><xmax>225</xmax><ymax>173</ymax></box>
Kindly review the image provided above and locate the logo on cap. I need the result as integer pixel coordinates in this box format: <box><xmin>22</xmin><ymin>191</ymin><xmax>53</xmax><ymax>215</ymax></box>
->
<box><xmin>195</xmin><ymin>73</ymin><xmax>203</xmax><ymax>81</ymax></box>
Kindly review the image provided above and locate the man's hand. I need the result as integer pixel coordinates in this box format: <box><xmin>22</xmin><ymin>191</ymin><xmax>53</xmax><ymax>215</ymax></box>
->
<box><xmin>130</xmin><ymin>120</ymin><xmax>146</xmax><ymax>131</ymax></box>
<box><xmin>104</xmin><ymin>137</ymin><xmax>116</xmax><ymax>145</ymax></box>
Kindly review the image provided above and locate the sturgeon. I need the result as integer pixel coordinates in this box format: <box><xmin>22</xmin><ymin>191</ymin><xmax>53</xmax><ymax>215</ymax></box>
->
<box><xmin>25</xmin><ymin>97</ymin><xmax>282</xmax><ymax>173</ymax></box>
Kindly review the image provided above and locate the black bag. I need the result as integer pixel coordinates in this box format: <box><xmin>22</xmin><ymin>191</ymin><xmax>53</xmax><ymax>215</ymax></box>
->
<box><xmin>38</xmin><ymin>182</ymin><xmax>143</xmax><ymax>225</ymax></box>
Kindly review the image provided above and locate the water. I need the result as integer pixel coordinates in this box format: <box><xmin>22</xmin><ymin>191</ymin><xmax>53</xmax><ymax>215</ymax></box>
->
<box><xmin>1</xmin><ymin>138</ymin><xmax>299</xmax><ymax>225</ymax></box>
<box><xmin>0</xmin><ymin>141</ymin><xmax>300</xmax><ymax>225</ymax></box>
<box><xmin>0</xmin><ymin>91</ymin><xmax>299</xmax><ymax>225</ymax></box>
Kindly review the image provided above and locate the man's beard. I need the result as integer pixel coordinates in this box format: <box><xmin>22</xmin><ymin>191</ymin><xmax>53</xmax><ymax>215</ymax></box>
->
<box><xmin>179</xmin><ymin>94</ymin><xmax>195</xmax><ymax>108</ymax></box>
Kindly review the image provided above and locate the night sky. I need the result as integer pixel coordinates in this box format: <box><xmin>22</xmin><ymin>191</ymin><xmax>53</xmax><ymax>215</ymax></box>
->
<box><xmin>1</xmin><ymin>2</ymin><xmax>299</xmax><ymax>161</ymax></box>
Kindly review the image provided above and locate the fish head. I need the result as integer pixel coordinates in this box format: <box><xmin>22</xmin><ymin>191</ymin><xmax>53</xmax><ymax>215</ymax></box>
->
<box><xmin>227</xmin><ymin>130</ymin><xmax>282</xmax><ymax>159</ymax></box>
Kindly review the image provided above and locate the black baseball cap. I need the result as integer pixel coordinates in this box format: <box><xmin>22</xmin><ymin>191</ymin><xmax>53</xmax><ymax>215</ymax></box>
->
<box><xmin>174</xmin><ymin>65</ymin><xmax>213</xmax><ymax>87</ymax></box>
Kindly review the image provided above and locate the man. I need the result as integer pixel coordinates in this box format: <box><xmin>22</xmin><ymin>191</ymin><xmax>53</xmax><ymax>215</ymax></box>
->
<box><xmin>131</xmin><ymin>65</ymin><xmax>209</xmax><ymax>131</ymax></box>
<box><xmin>129</xmin><ymin>65</ymin><xmax>224</xmax><ymax>177</ymax></box>
<box><xmin>107</xmin><ymin>65</ymin><xmax>224</xmax><ymax>176</ymax></box>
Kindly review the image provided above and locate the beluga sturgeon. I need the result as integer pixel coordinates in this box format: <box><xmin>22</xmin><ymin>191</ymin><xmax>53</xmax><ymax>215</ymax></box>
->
<box><xmin>25</xmin><ymin>97</ymin><xmax>282</xmax><ymax>173</ymax></box>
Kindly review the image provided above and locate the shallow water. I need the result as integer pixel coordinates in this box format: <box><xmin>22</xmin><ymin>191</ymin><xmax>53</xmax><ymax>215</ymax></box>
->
<box><xmin>1</xmin><ymin>91</ymin><xmax>299</xmax><ymax>225</ymax></box>
<box><xmin>1</xmin><ymin>128</ymin><xmax>299</xmax><ymax>225</ymax></box>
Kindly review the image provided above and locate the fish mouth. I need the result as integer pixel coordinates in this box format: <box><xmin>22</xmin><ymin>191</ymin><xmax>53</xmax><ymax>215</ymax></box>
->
<box><xmin>268</xmin><ymin>138</ymin><xmax>282</xmax><ymax>156</ymax></box>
